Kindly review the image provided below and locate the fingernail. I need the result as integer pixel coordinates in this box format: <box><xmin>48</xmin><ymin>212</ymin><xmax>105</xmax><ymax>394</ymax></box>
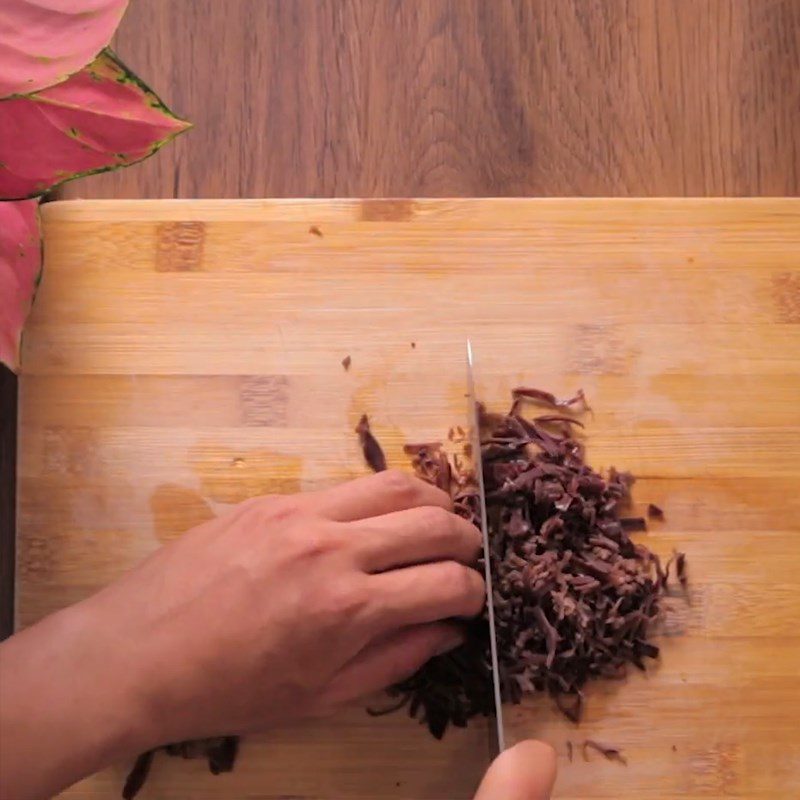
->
<box><xmin>434</xmin><ymin>630</ymin><xmax>465</xmax><ymax>656</ymax></box>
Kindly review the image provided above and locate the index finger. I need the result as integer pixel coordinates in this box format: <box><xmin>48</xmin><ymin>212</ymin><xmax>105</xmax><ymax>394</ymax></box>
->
<box><xmin>304</xmin><ymin>469</ymin><xmax>452</xmax><ymax>522</ymax></box>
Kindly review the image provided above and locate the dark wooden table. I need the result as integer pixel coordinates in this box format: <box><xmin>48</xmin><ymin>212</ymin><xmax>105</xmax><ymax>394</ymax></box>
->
<box><xmin>2</xmin><ymin>0</ymin><xmax>799</xmax><ymax>638</ymax></box>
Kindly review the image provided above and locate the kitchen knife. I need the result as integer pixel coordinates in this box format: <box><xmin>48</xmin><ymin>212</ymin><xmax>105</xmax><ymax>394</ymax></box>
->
<box><xmin>466</xmin><ymin>339</ymin><xmax>506</xmax><ymax>755</ymax></box>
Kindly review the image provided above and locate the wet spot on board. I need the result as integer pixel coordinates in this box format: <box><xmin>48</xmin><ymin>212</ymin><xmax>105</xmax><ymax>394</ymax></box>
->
<box><xmin>647</xmin><ymin>373</ymin><xmax>693</xmax><ymax>407</ymax></box>
<box><xmin>686</xmin><ymin>743</ymin><xmax>740</xmax><ymax>795</ymax></box>
<box><xmin>189</xmin><ymin>444</ymin><xmax>302</xmax><ymax>503</ymax></box>
<box><xmin>359</xmin><ymin>199</ymin><xmax>416</xmax><ymax>222</ymax></box>
<box><xmin>150</xmin><ymin>483</ymin><xmax>215</xmax><ymax>543</ymax></box>
<box><xmin>568</xmin><ymin>324</ymin><xmax>636</xmax><ymax>375</ymax></box>
<box><xmin>17</xmin><ymin>531</ymin><xmax>59</xmax><ymax>580</ymax></box>
<box><xmin>240</xmin><ymin>375</ymin><xmax>290</xmax><ymax>426</ymax></box>
<box><xmin>771</xmin><ymin>271</ymin><xmax>800</xmax><ymax>322</ymax></box>
<box><xmin>348</xmin><ymin>375</ymin><xmax>386</xmax><ymax>421</ymax></box>
<box><xmin>156</xmin><ymin>221</ymin><xmax>205</xmax><ymax>272</ymax></box>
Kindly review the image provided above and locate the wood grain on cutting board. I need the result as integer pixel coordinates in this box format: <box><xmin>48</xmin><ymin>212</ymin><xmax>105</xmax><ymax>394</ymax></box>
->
<box><xmin>17</xmin><ymin>198</ymin><xmax>800</xmax><ymax>799</ymax></box>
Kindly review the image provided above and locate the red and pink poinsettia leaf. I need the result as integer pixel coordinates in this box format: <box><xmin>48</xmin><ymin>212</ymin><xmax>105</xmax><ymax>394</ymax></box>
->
<box><xmin>0</xmin><ymin>0</ymin><xmax>128</xmax><ymax>98</ymax></box>
<box><xmin>0</xmin><ymin>198</ymin><xmax>41</xmax><ymax>371</ymax></box>
<box><xmin>0</xmin><ymin>48</ymin><xmax>191</xmax><ymax>199</ymax></box>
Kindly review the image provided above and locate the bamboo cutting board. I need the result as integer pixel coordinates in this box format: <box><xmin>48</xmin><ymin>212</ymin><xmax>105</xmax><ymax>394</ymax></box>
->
<box><xmin>17</xmin><ymin>199</ymin><xmax>800</xmax><ymax>799</ymax></box>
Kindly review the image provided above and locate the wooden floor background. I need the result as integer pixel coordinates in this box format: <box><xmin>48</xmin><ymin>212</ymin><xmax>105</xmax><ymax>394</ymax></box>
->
<box><xmin>2</xmin><ymin>0</ymin><xmax>799</xmax><ymax>651</ymax></box>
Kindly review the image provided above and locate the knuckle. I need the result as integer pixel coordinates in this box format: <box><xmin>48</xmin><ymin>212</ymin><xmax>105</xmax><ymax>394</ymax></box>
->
<box><xmin>242</xmin><ymin>495</ymin><xmax>302</xmax><ymax>528</ymax></box>
<box><xmin>266</xmin><ymin>496</ymin><xmax>304</xmax><ymax>523</ymax></box>
<box><xmin>378</xmin><ymin>469</ymin><xmax>418</xmax><ymax>502</ymax></box>
<box><xmin>437</xmin><ymin>560</ymin><xmax>461</xmax><ymax>586</ymax></box>
<box><xmin>420</xmin><ymin>505</ymin><xmax>453</xmax><ymax>535</ymax></box>
<box><xmin>322</xmin><ymin>577</ymin><xmax>369</xmax><ymax>620</ymax></box>
<box><xmin>440</xmin><ymin>560</ymin><xmax>470</xmax><ymax>591</ymax></box>
<box><xmin>296</xmin><ymin>532</ymin><xmax>327</xmax><ymax>559</ymax></box>
<box><xmin>462</xmin><ymin>521</ymin><xmax>483</xmax><ymax>555</ymax></box>
<box><xmin>443</xmin><ymin>561</ymin><xmax>484</xmax><ymax>610</ymax></box>
<box><xmin>293</xmin><ymin>525</ymin><xmax>340</xmax><ymax>560</ymax></box>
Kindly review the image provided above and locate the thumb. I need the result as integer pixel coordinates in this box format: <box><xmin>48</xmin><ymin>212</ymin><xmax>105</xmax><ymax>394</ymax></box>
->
<box><xmin>474</xmin><ymin>740</ymin><xmax>558</xmax><ymax>800</ymax></box>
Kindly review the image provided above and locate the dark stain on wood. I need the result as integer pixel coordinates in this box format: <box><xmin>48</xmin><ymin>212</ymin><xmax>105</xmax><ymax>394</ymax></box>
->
<box><xmin>359</xmin><ymin>199</ymin><xmax>416</xmax><ymax>222</ymax></box>
<box><xmin>568</xmin><ymin>324</ymin><xmax>634</xmax><ymax>375</ymax></box>
<box><xmin>240</xmin><ymin>375</ymin><xmax>290</xmax><ymax>427</ymax></box>
<box><xmin>156</xmin><ymin>221</ymin><xmax>205</xmax><ymax>272</ymax></box>
<box><xmin>150</xmin><ymin>484</ymin><xmax>215</xmax><ymax>543</ymax></box>
<box><xmin>772</xmin><ymin>272</ymin><xmax>800</xmax><ymax>322</ymax></box>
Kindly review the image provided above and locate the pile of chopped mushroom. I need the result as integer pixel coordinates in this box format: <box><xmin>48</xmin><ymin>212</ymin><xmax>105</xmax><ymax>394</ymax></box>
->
<box><xmin>368</xmin><ymin>388</ymin><xmax>687</xmax><ymax>739</ymax></box>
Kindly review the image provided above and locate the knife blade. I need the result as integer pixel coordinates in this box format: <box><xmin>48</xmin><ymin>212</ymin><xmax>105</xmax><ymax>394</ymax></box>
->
<box><xmin>466</xmin><ymin>339</ymin><xmax>506</xmax><ymax>755</ymax></box>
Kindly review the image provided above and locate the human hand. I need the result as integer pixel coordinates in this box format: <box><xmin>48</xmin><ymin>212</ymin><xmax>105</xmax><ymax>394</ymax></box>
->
<box><xmin>1</xmin><ymin>470</ymin><xmax>486</xmax><ymax>800</ymax></box>
<box><xmin>474</xmin><ymin>741</ymin><xmax>558</xmax><ymax>800</ymax></box>
<box><xmin>82</xmin><ymin>469</ymin><xmax>485</xmax><ymax>747</ymax></box>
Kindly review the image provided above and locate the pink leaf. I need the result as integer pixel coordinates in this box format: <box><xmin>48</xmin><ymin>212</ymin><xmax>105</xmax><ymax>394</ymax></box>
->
<box><xmin>0</xmin><ymin>48</ymin><xmax>191</xmax><ymax>199</ymax></box>
<box><xmin>0</xmin><ymin>198</ymin><xmax>40</xmax><ymax>371</ymax></box>
<box><xmin>0</xmin><ymin>0</ymin><xmax>128</xmax><ymax>98</ymax></box>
